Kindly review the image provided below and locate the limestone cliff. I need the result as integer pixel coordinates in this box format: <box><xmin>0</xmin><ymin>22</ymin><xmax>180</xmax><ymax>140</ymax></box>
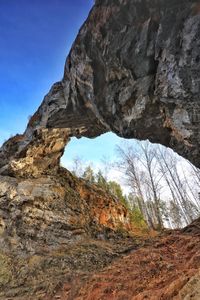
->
<box><xmin>0</xmin><ymin>0</ymin><xmax>200</xmax><ymax>178</ymax></box>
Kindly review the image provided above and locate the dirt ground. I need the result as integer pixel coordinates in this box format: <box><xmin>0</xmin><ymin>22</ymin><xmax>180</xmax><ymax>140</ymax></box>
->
<box><xmin>50</xmin><ymin>219</ymin><xmax>200</xmax><ymax>300</ymax></box>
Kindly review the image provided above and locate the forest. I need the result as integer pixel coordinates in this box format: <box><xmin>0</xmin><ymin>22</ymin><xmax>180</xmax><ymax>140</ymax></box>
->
<box><xmin>70</xmin><ymin>141</ymin><xmax>200</xmax><ymax>230</ymax></box>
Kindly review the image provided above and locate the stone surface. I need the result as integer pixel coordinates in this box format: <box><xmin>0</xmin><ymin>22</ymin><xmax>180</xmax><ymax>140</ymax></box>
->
<box><xmin>0</xmin><ymin>129</ymin><xmax>70</xmax><ymax>178</ymax></box>
<box><xmin>0</xmin><ymin>1</ymin><xmax>200</xmax><ymax>299</ymax></box>
<box><xmin>0</xmin><ymin>0</ymin><xmax>200</xmax><ymax>177</ymax></box>
<box><xmin>0</xmin><ymin>168</ymin><xmax>139</xmax><ymax>299</ymax></box>
<box><xmin>0</xmin><ymin>168</ymin><xmax>134</xmax><ymax>254</ymax></box>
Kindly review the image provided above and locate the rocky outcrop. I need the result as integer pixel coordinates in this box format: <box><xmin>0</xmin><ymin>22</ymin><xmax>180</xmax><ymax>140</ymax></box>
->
<box><xmin>0</xmin><ymin>0</ymin><xmax>200</xmax><ymax>178</ymax></box>
<box><xmin>0</xmin><ymin>168</ymin><xmax>139</xmax><ymax>299</ymax></box>
<box><xmin>0</xmin><ymin>1</ymin><xmax>200</xmax><ymax>298</ymax></box>
<box><xmin>0</xmin><ymin>168</ymin><xmax>134</xmax><ymax>254</ymax></box>
<box><xmin>0</xmin><ymin>129</ymin><xmax>70</xmax><ymax>178</ymax></box>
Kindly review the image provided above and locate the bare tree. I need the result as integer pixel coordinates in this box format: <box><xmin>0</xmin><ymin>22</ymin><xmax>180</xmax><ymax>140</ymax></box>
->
<box><xmin>116</xmin><ymin>141</ymin><xmax>164</xmax><ymax>229</ymax></box>
<box><xmin>156</xmin><ymin>146</ymin><xmax>200</xmax><ymax>225</ymax></box>
<box><xmin>71</xmin><ymin>156</ymin><xmax>85</xmax><ymax>177</ymax></box>
<box><xmin>116</xmin><ymin>144</ymin><xmax>151</xmax><ymax>224</ymax></box>
<box><xmin>116</xmin><ymin>140</ymin><xmax>200</xmax><ymax>229</ymax></box>
<box><xmin>137</xmin><ymin>142</ymin><xmax>164</xmax><ymax>229</ymax></box>
<box><xmin>168</xmin><ymin>200</ymin><xmax>183</xmax><ymax>229</ymax></box>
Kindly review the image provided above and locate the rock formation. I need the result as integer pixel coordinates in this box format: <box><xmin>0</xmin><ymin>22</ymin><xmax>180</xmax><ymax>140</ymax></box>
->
<box><xmin>0</xmin><ymin>0</ymin><xmax>200</xmax><ymax>299</ymax></box>
<box><xmin>0</xmin><ymin>0</ymin><xmax>200</xmax><ymax>177</ymax></box>
<box><xmin>0</xmin><ymin>167</ymin><xmax>139</xmax><ymax>299</ymax></box>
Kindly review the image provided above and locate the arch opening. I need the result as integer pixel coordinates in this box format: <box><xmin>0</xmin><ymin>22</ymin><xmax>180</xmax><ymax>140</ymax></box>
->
<box><xmin>61</xmin><ymin>132</ymin><xmax>200</xmax><ymax>229</ymax></box>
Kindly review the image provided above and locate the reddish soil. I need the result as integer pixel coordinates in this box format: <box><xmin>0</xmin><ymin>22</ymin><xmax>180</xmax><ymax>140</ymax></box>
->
<box><xmin>50</xmin><ymin>219</ymin><xmax>200</xmax><ymax>300</ymax></box>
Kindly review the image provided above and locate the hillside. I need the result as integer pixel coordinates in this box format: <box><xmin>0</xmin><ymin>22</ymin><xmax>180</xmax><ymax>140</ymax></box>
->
<box><xmin>0</xmin><ymin>168</ymin><xmax>143</xmax><ymax>299</ymax></box>
<box><xmin>0</xmin><ymin>168</ymin><xmax>199</xmax><ymax>299</ymax></box>
<box><xmin>56</xmin><ymin>219</ymin><xmax>200</xmax><ymax>300</ymax></box>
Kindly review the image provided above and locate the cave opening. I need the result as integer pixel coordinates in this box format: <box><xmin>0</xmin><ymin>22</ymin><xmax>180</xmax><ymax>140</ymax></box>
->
<box><xmin>61</xmin><ymin>132</ymin><xmax>200</xmax><ymax>230</ymax></box>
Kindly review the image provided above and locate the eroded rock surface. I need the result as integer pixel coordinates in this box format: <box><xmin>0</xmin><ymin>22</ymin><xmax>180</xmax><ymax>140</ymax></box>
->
<box><xmin>0</xmin><ymin>1</ymin><xmax>200</xmax><ymax>299</ymax></box>
<box><xmin>0</xmin><ymin>129</ymin><xmax>70</xmax><ymax>178</ymax></box>
<box><xmin>0</xmin><ymin>0</ymin><xmax>200</xmax><ymax>178</ymax></box>
<box><xmin>0</xmin><ymin>168</ymin><xmax>138</xmax><ymax>299</ymax></box>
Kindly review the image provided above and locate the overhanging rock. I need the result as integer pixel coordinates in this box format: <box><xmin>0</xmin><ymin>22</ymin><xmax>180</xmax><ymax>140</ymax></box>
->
<box><xmin>0</xmin><ymin>0</ymin><xmax>200</xmax><ymax>177</ymax></box>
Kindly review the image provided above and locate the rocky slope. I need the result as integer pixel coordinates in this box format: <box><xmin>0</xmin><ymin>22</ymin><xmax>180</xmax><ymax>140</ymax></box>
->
<box><xmin>45</xmin><ymin>219</ymin><xmax>200</xmax><ymax>300</ymax></box>
<box><xmin>0</xmin><ymin>168</ymin><xmax>140</xmax><ymax>300</ymax></box>
<box><xmin>0</xmin><ymin>0</ymin><xmax>200</xmax><ymax>178</ymax></box>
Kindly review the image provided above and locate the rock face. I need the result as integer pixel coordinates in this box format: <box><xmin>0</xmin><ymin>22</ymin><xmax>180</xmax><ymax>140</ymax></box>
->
<box><xmin>0</xmin><ymin>129</ymin><xmax>70</xmax><ymax>178</ymax></box>
<box><xmin>0</xmin><ymin>0</ymin><xmax>200</xmax><ymax>299</ymax></box>
<box><xmin>0</xmin><ymin>169</ymin><xmax>133</xmax><ymax>254</ymax></box>
<box><xmin>0</xmin><ymin>168</ymin><xmax>138</xmax><ymax>299</ymax></box>
<box><xmin>0</xmin><ymin>0</ymin><xmax>200</xmax><ymax>177</ymax></box>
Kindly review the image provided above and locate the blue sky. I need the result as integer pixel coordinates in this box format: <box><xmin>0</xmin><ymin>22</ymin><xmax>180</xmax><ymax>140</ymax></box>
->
<box><xmin>62</xmin><ymin>133</ymin><xmax>125</xmax><ymax>168</ymax></box>
<box><xmin>0</xmin><ymin>0</ymin><xmax>92</xmax><ymax>140</ymax></box>
<box><xmin>0</xmin><ymin>0</ymin><xmax>124</xmax><ymax>167</ymax></box>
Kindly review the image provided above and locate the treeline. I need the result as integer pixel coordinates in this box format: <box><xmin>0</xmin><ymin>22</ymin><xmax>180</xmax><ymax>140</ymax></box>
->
<box><xmin>73</xmin><ymin>163</ymin><xmax>128</xmax><ymax>206</ymax></box>
<box><xmin>70</xmin><ymin>141</ymin><xmax>200</xmax><ymax>230</ymax></box>
<box><xmin>71</xmin><ymin>160</ymin><xmax>147</xmax><ymax>229</ymax></box>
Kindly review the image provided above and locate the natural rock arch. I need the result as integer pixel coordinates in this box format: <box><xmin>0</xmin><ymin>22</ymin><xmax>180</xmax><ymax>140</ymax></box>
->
<box><xmin>0</xmin><ymin>0</ymin><xmax>200</xmax><ymax>177</ymax></box>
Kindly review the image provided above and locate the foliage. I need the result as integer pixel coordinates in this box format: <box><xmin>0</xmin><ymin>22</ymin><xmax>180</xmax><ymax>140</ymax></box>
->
<box><xmin>82</xmin><ymin>166</ymin><xmax>95</xmax><ymax>183</ymax></box>
<box><xmin>74</xmin><ymin>164</ymin><xmax>147</xmax><ymax>229</ymax></box>
<box><xmin>71</xmin><ymin>141</ymin><xmax>200</xmax><ymax>230</ymax></box>
<box><xmin>96</xmin><ymin>170</ymin><xmax>108</xmax><ymax>190</ymax></box>
<box><xmin>107</xmin><ymin>181</ymin><xmax>126</xmax><ymax>204</ymax></box>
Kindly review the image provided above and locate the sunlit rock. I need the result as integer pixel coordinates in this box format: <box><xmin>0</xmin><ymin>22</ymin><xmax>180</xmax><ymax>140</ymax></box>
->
<box><xmin>1</xmin><ymin>0</ymin><xmax>200</xmax><ymax>178</ymax></box>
